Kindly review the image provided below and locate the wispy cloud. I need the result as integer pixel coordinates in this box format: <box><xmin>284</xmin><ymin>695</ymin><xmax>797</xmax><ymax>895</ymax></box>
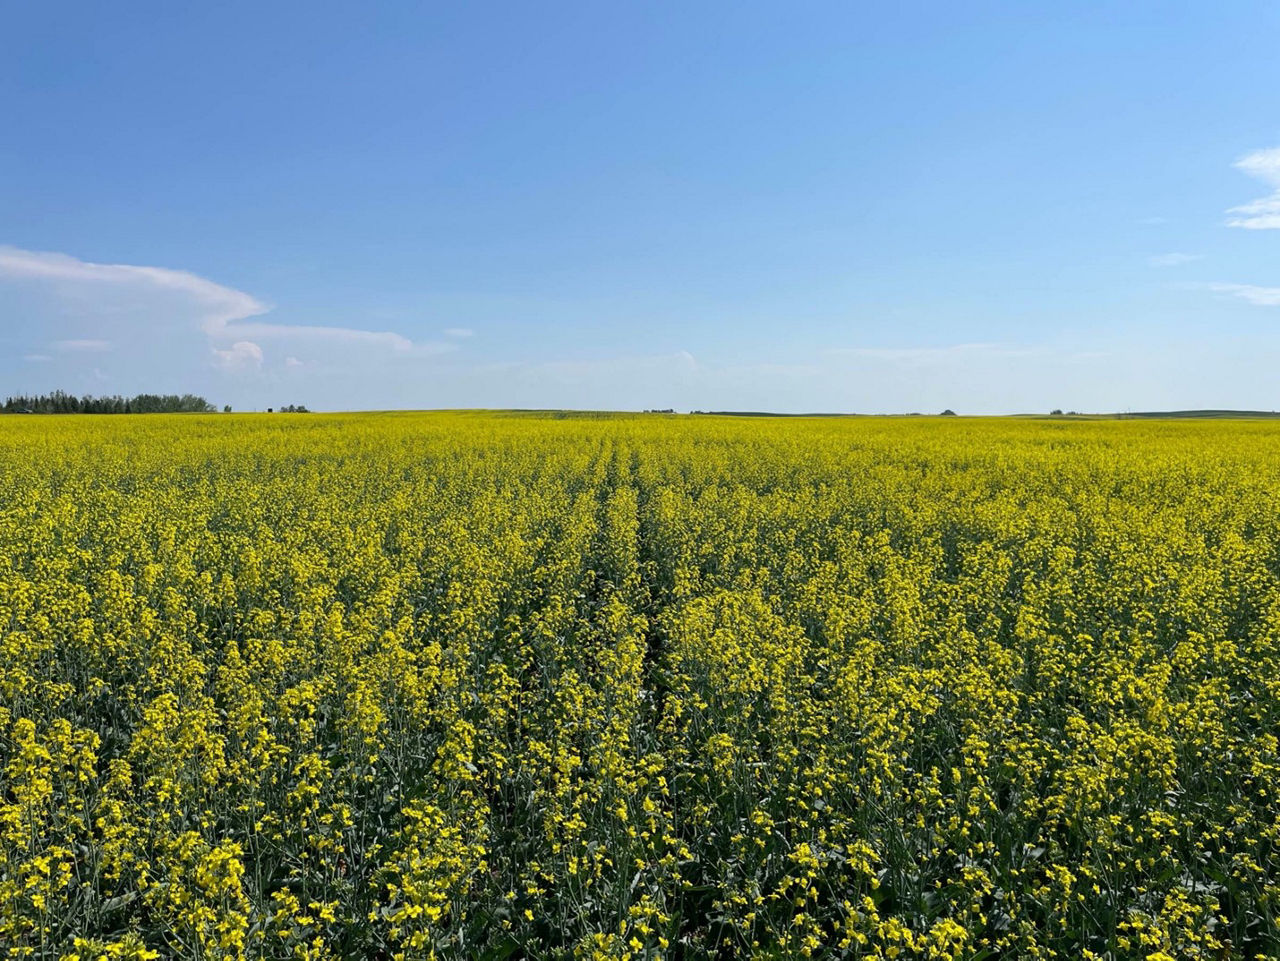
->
<box><xmin>0</xmin><ymin>246</ymin><xmax>433</xmax><ymax>365</ymax></box>
<box><xmin>1148</xmin><ymin>252</ymin><xmax>1201</xmax><ymax>268</ymax></box>
<box><xmin>227</xmin><ymin>322</ymin><xmax>413</xmax><ymax>351</ymax></box>
<box><xmin>23</xmin><ymin>354</ymin><xmax>51</xmax><ymax>363</ymax></box>
<box><xmin>1206</xmin><ymin>282</ymin><xmax>1280</xmax><ymax>306</ymax></box>
<box><xmin>53</xmin><ymin>338</ymin><xmax>111</xmax><ymax>352</ymax></box>
<box><xmin>443</xmin><ymin>327</ymin><xmax>474</xmax><ymax>339</ymax></box>
<box><xmin>0</xmin><ymin>246</ymin><xmax>267</xmax><ymax>330</ymax></box>
<box><xmin>1226</xmin><ymin>147</ymin><xmax>1280</xmax><ymax>229</ymax></box>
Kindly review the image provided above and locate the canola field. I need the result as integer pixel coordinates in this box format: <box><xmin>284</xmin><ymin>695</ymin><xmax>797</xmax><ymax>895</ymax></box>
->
<box><xmin>3</xmin><ymin>411</ymin><xmax>1280</xmax><ymax>961</ymax></box>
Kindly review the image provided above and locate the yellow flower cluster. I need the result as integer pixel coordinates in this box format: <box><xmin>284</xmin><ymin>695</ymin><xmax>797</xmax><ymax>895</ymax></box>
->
<box><xmin>1</xmin><ymin>411</ymin><xmax>1279</xmax><ymax>958</ymax></box>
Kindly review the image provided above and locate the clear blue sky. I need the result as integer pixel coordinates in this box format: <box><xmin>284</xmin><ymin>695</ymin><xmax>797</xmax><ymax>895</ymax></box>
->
<box><xmin>4</xmin><ymin>1</ymin><xmax>1280</xmax><ymax>413</ymax></box>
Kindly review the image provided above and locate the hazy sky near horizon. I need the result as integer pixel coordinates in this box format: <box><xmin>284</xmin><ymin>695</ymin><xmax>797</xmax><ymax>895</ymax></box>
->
<box><xmin>4</xmin><ymin>2</ymin><xmax>1280</xmax><ymax>413</ymax></box>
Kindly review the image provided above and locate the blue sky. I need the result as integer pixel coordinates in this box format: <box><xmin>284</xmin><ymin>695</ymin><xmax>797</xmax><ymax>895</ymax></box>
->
<box><xmin>3</xmin><ymin>1</ymin><xmax>1280</xmax><ymax>413</ymax></box>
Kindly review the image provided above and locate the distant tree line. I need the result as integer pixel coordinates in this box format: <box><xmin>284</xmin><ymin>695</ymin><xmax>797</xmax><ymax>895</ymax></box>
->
<box><xmin>1</xmin><ymin>390</ymin><xmax>216</xmax><ymax>414</ymax></box>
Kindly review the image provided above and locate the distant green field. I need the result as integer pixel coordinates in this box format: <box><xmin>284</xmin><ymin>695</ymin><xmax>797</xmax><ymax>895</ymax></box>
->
<box><xmin>1119</xmin><ymin>409</ymin><xmax>1280</xmax><ymax>419</ymax></box>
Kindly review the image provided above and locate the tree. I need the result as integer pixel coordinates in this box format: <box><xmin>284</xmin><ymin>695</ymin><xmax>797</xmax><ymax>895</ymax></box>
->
<box><xmin>1</xmin><ymin>391</ymin><xmax>217</xmax><ymax>414</ymax></box>
<box><xmin>940</xmin><ymin>409</ymin><xmax>957</xmax><ymax>417</ymax></box>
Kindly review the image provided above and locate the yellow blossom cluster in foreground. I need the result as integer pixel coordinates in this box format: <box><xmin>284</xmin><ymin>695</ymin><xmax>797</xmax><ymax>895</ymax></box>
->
<box><xmin>2</xmin><ymin>411</ymin><xmax>1279</xmax><ymax>959</ymax></box>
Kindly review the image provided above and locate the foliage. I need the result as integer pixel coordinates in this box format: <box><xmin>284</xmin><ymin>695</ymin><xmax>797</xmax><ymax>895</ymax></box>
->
<box><xmin>1</xmin><ymin>412</ymin><xmax>1279</xmax><ymax>959</ymax></box>
<box><xmin>1</xmin><ymin>391</ymin><xmax>215</xmax><ymax>414</ymax></box>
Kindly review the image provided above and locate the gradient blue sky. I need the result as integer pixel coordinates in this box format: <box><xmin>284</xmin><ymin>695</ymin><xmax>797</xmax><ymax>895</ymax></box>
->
<box><xmin>4</xmin><ymin>1</ymin><xmax>1280</xmax><ymax>413</ymax></box>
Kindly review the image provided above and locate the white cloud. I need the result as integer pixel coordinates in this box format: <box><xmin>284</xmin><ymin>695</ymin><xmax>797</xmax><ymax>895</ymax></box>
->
<box><xmin>1207</xmin><ymin>282</ymin><xmax>1280</xmax><ymax>306</ymax></box>
<box><xmin>1226</xmin><ymin>147</ymin><xmax>1280</xmax><ymax>229</ymax></box>
<box><xmin>23</xmin><ymin>354</ymin><xmax>51</xmax><ymax>363</ymax></box>
<box><xmin>212</xmin><ymin>340</ymin><xmax>264</xmax><ymax>371</ymax></box>
<box><xmin>443</xmin><ymin>327</ymin><xmax>474</xmax><ymax>339</ymax></box>
<box><xmin>53</xmin><ymin>338</ymin><xmax>111</xmax><ymax>352</ymax></box>
<box><xmin>1148</xmin><ymin>252</ymin><xmax>1201</xmax><ymax>268</ymax></box>
<box><xmin>232</xmin><ymin>321</ymin><xmax>414</xmax><ymax>350</ymax></box>
<box><xmin>285</xmin><ymin>356</ymin><xmax>304</xmax><ymax>368</ymax></box>
<box><xmin>0</xmin><ymin>245</ymin><xmax>426</xmax><ymax>359</ymax></box>
<box><xmin>0</xmin><ymin>246</ymin><xmax>268</xmax><ymax>330</ymax></box>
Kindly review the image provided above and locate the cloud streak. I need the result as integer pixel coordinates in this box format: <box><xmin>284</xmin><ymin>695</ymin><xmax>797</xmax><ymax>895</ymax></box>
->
<box><xmin>1148</xmin><ymin>252</ymin><xmax>1201</xmax><ymax>268</ymax></box>
<box><xmin>1227</xmin><ymin>148</ymin><xmax>1280</xmax><ymax>230</ymax></box>
<box><xmin>0</xmin><ymin>245</ymin><xmax>431</xmax><ymax>364</ymax></box>
<box><xmin>0</xmin><ymin>246</ymin><xmax>268</xmax><ymax>330</ymax></box>
<box><xmin>1207</xmin><ymin>282</ymin><xmax>1280</xmax><ymax>307</ymax></box>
